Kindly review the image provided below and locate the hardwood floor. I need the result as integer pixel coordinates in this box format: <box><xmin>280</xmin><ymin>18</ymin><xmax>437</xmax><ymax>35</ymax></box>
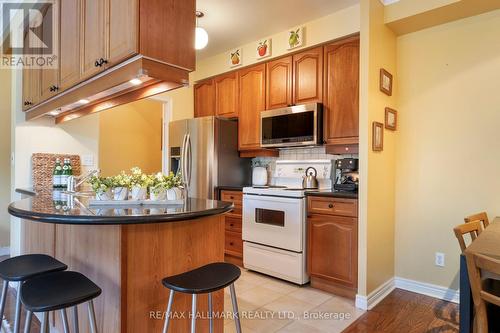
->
<box><xmin>344</xmin><ymin>289</ymin><xmax>459</xmax><ymax>333</ymax></box>
<box><xmin>0</xmin><ymin>255</ymin><xmax>41</xmax><ymax>333</ymax></box>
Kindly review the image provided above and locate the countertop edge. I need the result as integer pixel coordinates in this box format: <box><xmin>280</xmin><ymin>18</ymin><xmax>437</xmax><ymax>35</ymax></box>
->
<box><xmin>8</xmin><ymin>203</ymin><xmax>234</xmax><ymax>225</ymax></box>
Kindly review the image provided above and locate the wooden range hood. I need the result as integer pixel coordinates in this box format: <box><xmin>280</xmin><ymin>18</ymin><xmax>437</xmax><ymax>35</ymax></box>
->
<box><xmin>26</xmin><ymin>56</ymin><xmax>189</xmax><ymax>124</ymax></box>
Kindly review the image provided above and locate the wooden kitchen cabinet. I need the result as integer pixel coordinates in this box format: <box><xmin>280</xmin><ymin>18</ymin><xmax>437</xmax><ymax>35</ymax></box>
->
<box><xmin>108</xmin><ymin>0</ymin><xmax>138</xmax><ymax>66</ymax></box>
<box><xmin>324</xmin><ymin>37</ymin><xmax>359</xmax><ymax>146</ymax></box>
<box><xmin>266</xmin><ymin>56</ymin><xmax>293</xmax><ymax>109</ymax></box>
<box><xmin>194</xmin><ymin>79</ymin><xmax>215</xmax><ymax>117</ymax></box>
<box><xmin>40</xmin><ymin>2</ymin><xmax>59</xmax><ymax>101</ymax></box>
<box><xmin>215</xmin><ymin>71</ymin><xmax>239</xmax><ymax>118</ymax></box>
<box><xmin>307</xmin><ymin>196</ymin><xmax>358</xmax><ymax>298</ymax></box>
<box><xmin>293</xmin><ymin>46</ymin><xmax>323</xmax><ymax>105</ymax></box>
<box><xmin>238</xmin><ymin>64</ymin><xmax>266</xmax><ymax>151</ymax></box>
<box><xmin>22</xmin><ymin>33</ymin><xmax>40</xmax><ymax>111</ymax></box>
<box><xmin>81</xmin><ymin>0</ymin><xmax>107</xmax><ymax>80</ymax></box>
<box><xmin>220</xmin><ymin>190</ymin><xmax>243</xmax><ymax>266</ymax></box>
<box><xmin>59</xmin><ymin>0</ymin><xmax>81</xmax><ymax>91</ymax></box>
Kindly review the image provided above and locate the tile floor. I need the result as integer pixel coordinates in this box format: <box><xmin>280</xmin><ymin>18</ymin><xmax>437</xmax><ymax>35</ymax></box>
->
<box><xmin>223</xmin><ymin>269</ymin><xmax>364</xmax><ymax>333</ymax></box>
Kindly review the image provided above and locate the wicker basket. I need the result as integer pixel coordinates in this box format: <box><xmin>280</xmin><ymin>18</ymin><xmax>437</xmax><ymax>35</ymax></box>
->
<box><xmin>32</xmin><ymin>153</ymin><xmax>81</xmax><ymax>191</ymax></box>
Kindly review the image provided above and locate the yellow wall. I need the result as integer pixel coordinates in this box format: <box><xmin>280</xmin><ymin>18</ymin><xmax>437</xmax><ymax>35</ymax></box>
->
<box><xmin>385</xmin><ymin>0</ymin><xmax>500</xmax><ymax>35</ymax></box>
<box><xmin>359</xmin><ymin>0</ymin><xmax>398</xmax><ymax>295</ymax></box>
<box><xmin>0</xmin><ymin>69</ymin><xmax>11</xmax><ymax>248</ymax></box>
<box><xmin>395</xmin><ymin>9</ymin><xmax>500</xmax><ymax>290</ymax></box>
<box><xmin>98</xmin><ymin>99</ymin><xmax>163</xmax><ymax>176</ymax></box>
<box><xmin>155</xmin><ymin>4</ymin><xmax>361</xmax><ymax>122</ymax></box>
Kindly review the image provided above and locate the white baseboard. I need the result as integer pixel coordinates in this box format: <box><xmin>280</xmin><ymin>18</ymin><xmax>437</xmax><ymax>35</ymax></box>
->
<box><xmin>355</xmin><ymin>277</ymin><xmax>395</xmax><ymax>310</ymax></box>
<box><xmin>0</xmin><ymin>247</ymin><xmax>10</xmax><ymax>256</ymax></box>
<box><xmin>394</xmin><ymin>277</ymin><xmax>459</xmax><ymax>303</ymax></box>
<box><xmin>355</xmin><ymin>276</ymin><xmax>459</xmax><ymax>310</ymax></box>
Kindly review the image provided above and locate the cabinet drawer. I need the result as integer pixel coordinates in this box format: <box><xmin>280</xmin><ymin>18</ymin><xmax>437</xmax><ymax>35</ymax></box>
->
<box><xmin>225</xmin><ymin>230</ymin><xmax>243</xmax><ymax>256</ymax></box>
<box><xmin>225</xmin><ymin>216</ymin><xmax>242</xmax><ymax>233</ymax></box>
<box><xmin>307</xmin><ymin>197</ymin><xmax>358</xmax><ymax>217</ymax></box>
<box><xmin>221</xmin><ymin>190</ymin><xmax>242</xmax><ymax>205</ymax></box>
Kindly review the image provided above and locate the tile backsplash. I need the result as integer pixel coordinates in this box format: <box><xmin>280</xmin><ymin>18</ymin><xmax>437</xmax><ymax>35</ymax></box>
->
<box><xmin>252</xmin><ymin>147</ymin><xmax>357</xmax><ymax>185</ymax></box>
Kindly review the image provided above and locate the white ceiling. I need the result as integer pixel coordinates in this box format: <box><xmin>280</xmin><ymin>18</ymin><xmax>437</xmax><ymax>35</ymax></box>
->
<box><xmin>195</xmin><ymin>0</ymin><xmax>359</xmax><ymax>60</ymax></box>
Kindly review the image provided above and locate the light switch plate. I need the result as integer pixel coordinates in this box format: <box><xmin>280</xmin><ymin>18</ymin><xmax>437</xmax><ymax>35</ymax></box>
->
<box><xmin>435</xmin><ymin>252</ymin><xmax>445</xmax><ymax>267</ymax></box>
<box><xmin>82</xmin><ymin>154</ymin><xmax>94</xmax><ymax>166</ymax></box>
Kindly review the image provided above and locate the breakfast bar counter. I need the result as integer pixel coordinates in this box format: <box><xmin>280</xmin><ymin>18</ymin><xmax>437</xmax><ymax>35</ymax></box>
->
<box><xmin>9</xmin><ymin>189</ymin><xmax>233</xmax><ymax>333</ymax></box>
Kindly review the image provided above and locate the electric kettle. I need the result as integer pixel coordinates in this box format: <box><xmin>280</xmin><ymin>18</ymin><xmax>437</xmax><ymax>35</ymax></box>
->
<box><xmin>302</xmin><ymin>167</ymin><xmax>319</xmax><ymax>189</ymax></box>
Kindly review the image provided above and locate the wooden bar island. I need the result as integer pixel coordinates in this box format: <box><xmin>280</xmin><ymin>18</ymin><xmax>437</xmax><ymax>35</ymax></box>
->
<box><xmin>9</xmin><ymin>190</ymin><xmax>233</xmax><ymax>333</ymax></box>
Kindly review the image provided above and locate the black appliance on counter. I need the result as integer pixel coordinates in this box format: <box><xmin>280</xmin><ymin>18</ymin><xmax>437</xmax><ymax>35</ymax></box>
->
<box><xmin>334</xmin><ymin>158</ymin><xmax>359</xmax><ymax>192</ymax></box>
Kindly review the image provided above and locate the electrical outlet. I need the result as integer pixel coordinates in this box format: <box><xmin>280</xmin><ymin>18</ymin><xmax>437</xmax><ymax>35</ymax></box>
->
<box><xmin>435</xmin><ymin>252</ymin><xmax>445</xmax><ymax>267</ymax></box>
<box><xmin>82</xmin><ymin>154</ymin><xmax>94</xmax><ymax>167</ymax></box>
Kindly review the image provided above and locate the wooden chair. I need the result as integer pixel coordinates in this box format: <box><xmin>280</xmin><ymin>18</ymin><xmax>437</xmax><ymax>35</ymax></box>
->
<box><xmin>465</xmin><ymin>252</ymin><xmax>500</xmax><ymax>333</ymax></box>
<box><xmin>454</xmin><ymin>220</ymin><xmax>484</xmax><ymax>252</ymax></box>
<box><xmin>465</xmin><ymin>212</ymin><xmax>490</xmax><ymax>228</ymax></box>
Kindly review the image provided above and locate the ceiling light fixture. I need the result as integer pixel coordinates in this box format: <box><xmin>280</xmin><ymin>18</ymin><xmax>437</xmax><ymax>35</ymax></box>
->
<box><xmin>195</xmin><ymin>11</ymin><xmax>208</xmax><ymax>50</ymax></box>
<box><xmin>78</xmin><ymin>99</ymin><xmax>90</xmax><ymax>105</ymax></box>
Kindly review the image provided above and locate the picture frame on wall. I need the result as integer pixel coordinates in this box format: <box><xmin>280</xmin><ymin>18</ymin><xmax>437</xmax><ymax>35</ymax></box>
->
<box><xmin>256</xmin><ymin>38</ymin><xmax>271</xmax><ymax>59</ymax></box>
<box><xmin>372</xmin><ymin>122</ymin><xmax>384</xmax><ymax>151</ymax></box>
<box><xmin>287</xmin><ymin>26</ymin><xmax>304</xmax><ymax>50</ymax></box>
<box><xmin>229</xmin><ymin>48</ymin><xmax>242</xmax><ymax>67</ymax></box>
<box><xmin>385</xmin><ymin>107</ymin><xmax>397</xmax><ymax>131</ymax></box>
<box><xmin>379</xmin><ymin>68</ymin><xmax>393</xmax><ymax>96</ymax></box>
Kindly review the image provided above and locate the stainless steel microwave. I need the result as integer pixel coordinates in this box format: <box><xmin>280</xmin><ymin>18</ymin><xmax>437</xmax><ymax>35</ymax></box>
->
<box><xmin>260</xmin><ymin>103</ymin><xmax>323</xmax><ymax>148</ymax></box>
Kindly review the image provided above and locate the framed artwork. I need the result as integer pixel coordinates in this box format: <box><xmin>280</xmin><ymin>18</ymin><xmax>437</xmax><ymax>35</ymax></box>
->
<box><xmin>229</xmin><ymin>48</ymin><xmax>242</xmax><ymax>67</ymax></box>
<box><xmin>287</xmin><ymin>26</ymin><xmax>304</xmax><ymax>50</ymax></box>
<box><xmin>379</xmin><ymin>68</ymin><xmax>393</xmax><ymax>96</ymax></box>
<box><xmin>372</xmin><ymin>122</ymin><xmax>384</xmax><ymax>151</ymax></box>
<box><xmin>256</xmin><ymin>38</ymin><xmax>271</xmax><ymax>59</ymax></box>
<box><xmin>385</xmin><ymin>107</ymin><xmax>397</xmax><ymax>131</ymax></box>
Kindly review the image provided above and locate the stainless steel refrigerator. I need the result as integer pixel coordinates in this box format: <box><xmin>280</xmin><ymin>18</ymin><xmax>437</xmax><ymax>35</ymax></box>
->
<box><xmin>168</xmin><ymin>117</ymin><xmax>251</xmax><ymax>199</ymax></box>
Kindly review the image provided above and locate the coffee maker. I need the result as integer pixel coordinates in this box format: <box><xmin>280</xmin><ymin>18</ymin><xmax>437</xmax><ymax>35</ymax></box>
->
<box><xmin>333</xmin><ymin>158</ymin><xmax>359</xmax><ymax>192</ymax></box>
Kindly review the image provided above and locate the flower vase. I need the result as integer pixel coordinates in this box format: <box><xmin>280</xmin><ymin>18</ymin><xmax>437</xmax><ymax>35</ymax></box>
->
<box><xmin>113</xmin><ymin>187</ymin><xmax>129</xmax><ymax>200</ymax></box>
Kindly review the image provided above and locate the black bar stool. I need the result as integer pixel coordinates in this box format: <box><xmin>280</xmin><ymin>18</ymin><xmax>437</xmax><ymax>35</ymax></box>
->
<box><xmin>161</xmin><ymin>262</ymin><xmax>242</xmax><ymax>333</ymax></box>
<box><xmin>20</xmin><ymin>271</ymin><xmax>102</xmax><ymax>333</ymax></box>
<box><xmin>0</xmin><ymin>254</ymin><xmax>67</xmax><ymax>333</ymax></box>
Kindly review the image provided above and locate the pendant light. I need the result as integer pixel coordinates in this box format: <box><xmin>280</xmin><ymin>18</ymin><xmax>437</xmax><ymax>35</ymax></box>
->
<box><xmin>195</xmin><ymin>11</ymin><xmax>208</xmax><ymax>50</ymax></box>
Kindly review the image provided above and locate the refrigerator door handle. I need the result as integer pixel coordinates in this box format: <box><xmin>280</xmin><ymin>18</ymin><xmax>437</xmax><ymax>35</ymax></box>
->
<box><xmin>180</xmin><ymin>133</ymin><xmax>188</xmax><ymax>185</ymax></box>
<box><xmin>186</xmin><ymin>133</ymin><xmax>192</xmax><ymax>188</ymax></box>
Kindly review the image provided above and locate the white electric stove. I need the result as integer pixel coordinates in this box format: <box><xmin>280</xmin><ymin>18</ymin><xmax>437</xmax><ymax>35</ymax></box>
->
<box><xmin>242</xmin><ymin>160</ymin><xmax>333</xmax><ymax>285</ymax></box>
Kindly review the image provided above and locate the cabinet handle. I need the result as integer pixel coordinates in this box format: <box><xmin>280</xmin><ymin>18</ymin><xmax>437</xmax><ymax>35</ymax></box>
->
<box><xmin>230</xmin><ymin>242</ymin><xmax>234</xmax><ymax>246</ymax></box>
<box><xmin>230</xmin><ymin>223</ymin><xmax>234</xmax><ymax>227</ymax></box>
<box><xmin>230</xmin><ymin>196</ymin><xmax>234</xmax><ymax>199</ymax></box>
<box><xmin>328</xmin><ymin>203</ymin><xmax>334</xmax><ymax>208</ymax></box>
<box><xmin>99</xmin><ymin>58</ymin><xmax>108</xmax><ymax>66</ymax></box>
<box><xmin>95</xmin><ymin>60</ymin><xmax>101</xmax><ymax>67</ymax></box>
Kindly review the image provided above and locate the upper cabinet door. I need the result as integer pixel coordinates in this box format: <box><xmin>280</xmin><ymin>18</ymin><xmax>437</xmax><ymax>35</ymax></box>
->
<box><xmin>266</xmin><ymin>56</ymin><xmax>292</xmax><ymax>110</ymax></box>
<box><xmin>81</xmin><ymin>0</ymin><xmax>107</xmax><ymax>80</ymax></box>
<box><xmin>60</xmin><ymin>0</ymin><xmax>81</xmax><ymax>91</ymax></box>
<box><xmin>292</xmin><ymin>46</ymin><xmax>323</xmax><ymax>105</ymax></box>
<box><xmin>194</xmin><ymin>79</ymin><xmax>215</xmax><ymax>118</ymax></box>
<box><xmin>215</xmin><ymin>72</ymin><xmax>239</xmax><ymax>118</ymax></box>
<box><xmin>22</xmin><ymin>24</ymin><xmax>40</xmax><ymax>110</ymax></box>
<box><xmin>108</xmin><ymin>0</ymin><xmax>138</xmax><ymax>66</ymax></box>
<box><xmin>40</xmin><ymin>2</ymin><xmax>59</xmax><ymax>101</ymax></box>
<box><xmin>324</xmin><ymin>37</ymin><xmax>359</xmax><ymax>145</ymax></box>
<box><xmin>238</xmin><ymin>64</ymin><xmax>266</xmax><ymax>151</ymax></box>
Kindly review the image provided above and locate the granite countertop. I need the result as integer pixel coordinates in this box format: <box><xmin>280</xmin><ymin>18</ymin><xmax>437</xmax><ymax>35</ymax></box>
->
<box><xmin>10</xmin><ymin>189</ymin><xmax>233</xmax><ymax>225</ymax></box>
<box><xmin>305</xmin><ymin>190</ymin><xmax>358</xmax><ymax>199</ymax></box>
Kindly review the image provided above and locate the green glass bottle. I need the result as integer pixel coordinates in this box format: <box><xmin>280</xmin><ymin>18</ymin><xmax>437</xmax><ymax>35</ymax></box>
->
<box><xmin>53</xmin><ymin>158</ymin><xmax>62</xmax><ymax>188</ymax></box>
<box><xmin>61</xmin><ymin>158</ymin><xmax>71</xmax><ymax>190</ymax></box>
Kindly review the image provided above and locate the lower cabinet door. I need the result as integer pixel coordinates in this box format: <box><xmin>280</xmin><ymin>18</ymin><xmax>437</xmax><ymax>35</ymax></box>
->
<box><xmin>307</xmin><ymin>214</ymin><xmax>357</xmax><ymax>287</ymax></box>
<box><xmin>225</xmin><ymin>230</ymin><xmax>243</xmax><ymax>258</ymax></box>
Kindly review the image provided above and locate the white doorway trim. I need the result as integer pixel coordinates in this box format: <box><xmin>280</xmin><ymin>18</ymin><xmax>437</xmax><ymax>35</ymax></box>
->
<box><xmin>148</xmin><ymin>96</ymin><xmax>172</xmax><ymax>174</ymax></box>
